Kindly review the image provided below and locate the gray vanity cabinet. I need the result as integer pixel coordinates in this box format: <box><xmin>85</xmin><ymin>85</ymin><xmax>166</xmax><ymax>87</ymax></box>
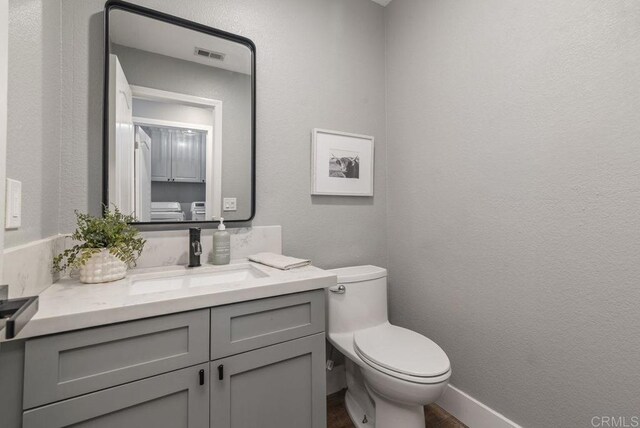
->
<box><xmin>13</xmin><ymin>290</ymin><xmax>326</xmax><ymax>428</ymax></box>
<box><xmin>210</xmin><ymin>333</ymin><xmax>326</xmax><ymax>428</ymax></box>
<box><xmin>22</xmin><ymin>364</ymin><xmax>209</xmax><ymax>428</ymax></box>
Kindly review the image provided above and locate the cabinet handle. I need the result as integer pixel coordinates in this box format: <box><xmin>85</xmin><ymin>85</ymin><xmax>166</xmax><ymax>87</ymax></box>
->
<box><xmin>199</xmin><ymin>369</ymin><xmax>205</xmax><ymax>386</ymax></box>
<box><xmin>218</xmin><ymin>364</ymin><xmax>224</xmax><ymax>380</ymax></box>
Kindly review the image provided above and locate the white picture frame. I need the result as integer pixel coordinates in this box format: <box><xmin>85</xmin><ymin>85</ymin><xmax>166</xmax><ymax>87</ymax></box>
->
<box><xmin>311</xmin><ymin>128</ymin><xmax>374</xmax><ymax>196</ymax></box>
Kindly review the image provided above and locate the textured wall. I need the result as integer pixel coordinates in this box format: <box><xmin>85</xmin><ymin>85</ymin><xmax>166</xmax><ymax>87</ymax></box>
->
<box><xmin>57</xmin><ymin>0</ymin><xmax>388</xmax><ymax>268</ymax></box>
<box><xmin>385</xmin><ymin>1</ymin><xmax>640</xmax><ymax>426</ymax></box>
<box><xmin>6</xmin><ymin>0</ymin><xmax>61</xmax><ymax>247</ymax></box>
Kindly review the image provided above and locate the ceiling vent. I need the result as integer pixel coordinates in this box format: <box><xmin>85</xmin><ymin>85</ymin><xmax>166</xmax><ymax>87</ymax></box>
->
<box><xmin>194</xmin><ymin>47</ymin><xmax>225</xmax><ymax>61</ymax></box>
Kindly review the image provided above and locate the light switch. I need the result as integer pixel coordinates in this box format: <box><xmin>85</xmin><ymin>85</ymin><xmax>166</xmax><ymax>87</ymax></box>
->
<box><xmin>223</xmin><ymin>198</ymin><xmax>237</xmax><ymax>211</ymax></box>
<box><xmin>5</xmin><ymin>178</ymin><xmax>22</xmax><ymax>229</ymax></box>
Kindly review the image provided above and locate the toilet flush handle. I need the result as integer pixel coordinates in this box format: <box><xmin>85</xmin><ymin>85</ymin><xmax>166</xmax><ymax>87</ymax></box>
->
<box><xmin>329</xmin><ymin>285</ymin><xmax>346</xmax><ymax>294</ymax></box>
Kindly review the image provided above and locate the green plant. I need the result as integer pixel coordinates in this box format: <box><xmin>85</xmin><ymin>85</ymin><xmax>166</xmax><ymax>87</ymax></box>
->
<box><xmin>53</xmin><ymin>207</ymin><xmax>146</xmax><ymax>273</ymax></box>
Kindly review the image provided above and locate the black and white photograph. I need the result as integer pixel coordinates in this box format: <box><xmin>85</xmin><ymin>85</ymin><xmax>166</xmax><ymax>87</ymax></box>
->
<box><xmin>312</xmin><ymin>128</ymin><xmax>374</xmax><ymax>196</ymax></box>
<box><xmin>329</xmin><ymin>149</ymin><xmax>360</xmax><ymax>179</ymax></box>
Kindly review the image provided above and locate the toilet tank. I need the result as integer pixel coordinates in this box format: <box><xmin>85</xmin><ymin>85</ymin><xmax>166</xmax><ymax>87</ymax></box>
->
<box><xmin>326</xmin><ymin>265</ymin><xmax>388</xmax><ymax>335</ymax></box>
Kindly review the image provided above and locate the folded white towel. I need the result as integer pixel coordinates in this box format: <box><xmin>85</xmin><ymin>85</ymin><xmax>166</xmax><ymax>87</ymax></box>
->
<box><xmin>248</xmin><ymin>252</ymin><xmax>311</xmax><ymax>270</ymax></box>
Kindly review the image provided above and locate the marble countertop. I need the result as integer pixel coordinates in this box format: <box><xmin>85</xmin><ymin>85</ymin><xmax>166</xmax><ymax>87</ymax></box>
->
<box><xmin>1</xmin><ymin>260</ymin><xmax>336</xmax><ymax>342</ymax></box>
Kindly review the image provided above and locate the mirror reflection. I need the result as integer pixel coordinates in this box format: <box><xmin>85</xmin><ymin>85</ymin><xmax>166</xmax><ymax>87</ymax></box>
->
<box><xmin>106</xmin><ymin>8</ymin><xmax>254</xmax><ymax>223</ymax></box>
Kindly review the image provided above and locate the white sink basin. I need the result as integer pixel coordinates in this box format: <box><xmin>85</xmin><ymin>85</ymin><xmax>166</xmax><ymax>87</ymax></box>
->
<box><xmin>130</xmin><ymin>264</ymin><xmax>269</xmax><ymax>295</ymax></box>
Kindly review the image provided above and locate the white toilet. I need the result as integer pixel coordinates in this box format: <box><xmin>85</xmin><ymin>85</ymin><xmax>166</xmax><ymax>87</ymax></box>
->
<box><xmin>326</xmin><ymin>266</ymin><xmax>451</xmax><ymax>428</ymax></box>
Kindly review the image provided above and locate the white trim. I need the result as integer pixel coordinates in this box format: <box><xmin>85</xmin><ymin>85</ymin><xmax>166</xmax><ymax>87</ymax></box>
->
<box><xmin>130</xmin><ymin>85</ymin><xmax>220</xmax><ymax>108</ymax></box>
<box><xmin>437</xmin><ymin>384</ymin><xmax>523</xmax><ymax>428</ymax></box>
<box><xmin>132</xmin><ymin>118</ymin><xmax>211</xmax><ymax>134</ymax></box>
<box><xmin>129</xmin><ymin>85</ymin><xmax>223</xmax><ymax>221</ymax></box>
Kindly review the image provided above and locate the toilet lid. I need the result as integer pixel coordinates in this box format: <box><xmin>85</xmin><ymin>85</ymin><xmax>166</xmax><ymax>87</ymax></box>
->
<box><xmin>354</xmin><ymin>324</ymin><xmax>450</xmax><ymax>378</ymax></box>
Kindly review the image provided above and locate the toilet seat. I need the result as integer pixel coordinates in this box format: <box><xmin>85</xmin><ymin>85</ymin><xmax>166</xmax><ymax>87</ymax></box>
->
<box><xmin>354</xmin><ymin>324</ymin><xmax>451</xmax><ymax>384</ymax></box>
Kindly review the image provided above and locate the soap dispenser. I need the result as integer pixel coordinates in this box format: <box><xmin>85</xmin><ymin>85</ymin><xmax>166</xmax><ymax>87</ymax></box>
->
<box><xmin>212</xmin><ymin>217</ymin><xmax>230</xmax><ymax>265</ymax></box>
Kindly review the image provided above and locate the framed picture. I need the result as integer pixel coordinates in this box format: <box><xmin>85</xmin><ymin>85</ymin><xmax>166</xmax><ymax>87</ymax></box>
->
<box><xmin>311</xmin><ymin>128</ymin><xmax>374</xmax><ymax>196</ymax></box>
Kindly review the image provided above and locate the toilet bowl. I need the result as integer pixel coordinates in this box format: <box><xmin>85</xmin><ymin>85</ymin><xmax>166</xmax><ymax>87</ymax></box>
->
<box><xmin>326</xmin><ymin>266</ymin><xmax>451</xmax><ymax>428</ymax></box>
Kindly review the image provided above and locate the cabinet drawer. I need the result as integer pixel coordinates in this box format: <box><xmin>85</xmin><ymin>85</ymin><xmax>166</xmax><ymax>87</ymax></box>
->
<box><xmin>24</xmin><ymin>309</ymin><xmax>209</xmax><ymax>409</ymax></box>
<box><xmin>210</xmin><ymin>290</ymin><xmax>324</xmax><ymax>360</ymax></box>
<box><xmin>23</xmin><ymin>363</ymin><xmax>209</xmax><ymax>428</ymax></box>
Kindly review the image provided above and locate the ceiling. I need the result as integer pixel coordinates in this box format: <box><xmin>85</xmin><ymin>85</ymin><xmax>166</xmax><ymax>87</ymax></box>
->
<box><xmin>109</xmin><ymin>9</ymin><xmax>252</xmax><ymax>75</ymax></box>
<box><xmin>370</xmin><ymin>0</ymin><xmax>392</xmax><ymax>6</ymax></box>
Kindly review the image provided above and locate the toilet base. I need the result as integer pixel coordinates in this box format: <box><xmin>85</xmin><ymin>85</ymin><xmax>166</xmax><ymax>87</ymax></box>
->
<box><xmin>345</xmin><ymin>390</ymin><xmax>375</xmax><ymax>428</ymax></box>
<box><xmin>344</xmin><ymin>359</ymin><xmax>376</xmax><ymax>426</ymax></box>
<box><xmin>367</xmin><ymin>386</ymin><xmax>425</xmax><ymax>428</ymax></box>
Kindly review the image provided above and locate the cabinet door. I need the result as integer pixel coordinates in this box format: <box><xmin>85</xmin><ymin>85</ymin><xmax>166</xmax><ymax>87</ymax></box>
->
<box><xmin>171</xmin><ymin>130</ymin><xmax>203</xmax><ymax>183</ymax></box>
<box><xmin>150</xmin><ymin>127</ymin><xmax>172</xmax><ymax>182</ymax></box>
<box><xmin>23</xmin><ymin>364</ymin><xmax>209</xmax><ymax>428</ymax></box>
<box><xmin>211</xmin><ymin>333</ymin><xmax>326</xmax><ymax>428</ymax></box>
<box><xmin>200</xmin><ymin>136</ymin><xmax>207</xmax><ymax>183</ymax></box>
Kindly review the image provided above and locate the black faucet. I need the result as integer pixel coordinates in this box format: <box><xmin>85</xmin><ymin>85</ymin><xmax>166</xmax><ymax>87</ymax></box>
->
<box><xmin>188</xmin><ymin>227</ymin><xmax>202</xmax><ymax>267</ymax></box>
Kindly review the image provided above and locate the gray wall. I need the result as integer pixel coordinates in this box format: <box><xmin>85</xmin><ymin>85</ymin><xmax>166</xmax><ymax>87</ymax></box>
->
<box><xmin>55</xmin><ymin>0</ymin><xmax>388</xmax><ymax>267</ymax></box>
<box><xmin>385</xmin><ymin>1</ymin><xmax>640</xmax><ymax>427</ymax></box>
<box><xmin>114</xmin><ymin>44</ymin><xmax>252</xmax><ymax>220</ymax></box>
<box><xmin>6</xmin><ymin>0</ymin><xmax>61</xmax><ymax>247</ymax></box>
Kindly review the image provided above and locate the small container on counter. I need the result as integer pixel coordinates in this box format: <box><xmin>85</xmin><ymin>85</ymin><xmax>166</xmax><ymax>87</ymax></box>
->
<box><xmin>212</xmin><ymin>217</ymin><xmax>230</xmax><ymax>265</ymax></box>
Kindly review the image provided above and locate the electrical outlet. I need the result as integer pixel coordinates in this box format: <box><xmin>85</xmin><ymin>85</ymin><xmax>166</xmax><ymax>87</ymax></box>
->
<box><xmin>223</xmin><ymin>198</ymin><xmax>237</xmax><ymax>211</ymax></box>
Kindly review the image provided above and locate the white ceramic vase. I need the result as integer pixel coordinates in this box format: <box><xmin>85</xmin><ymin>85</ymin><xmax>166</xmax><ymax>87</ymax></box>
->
<box><xmin>79</xmin><ymin>249</ymin><xmax>127</xmax><ymax>284</ymax></box>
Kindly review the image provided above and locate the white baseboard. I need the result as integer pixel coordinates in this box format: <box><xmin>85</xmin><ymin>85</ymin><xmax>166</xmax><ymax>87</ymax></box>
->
<box><xmin>328</xmin><ymin>368</ymin><xmax>522</xmax><ymax>428</ymax></box>
<box><xmin>437</xmin><ymin>384</ymin><xmax>522</xmax><ymax>428</ymax></box>
<box><xmin>326</xmin><ymin>364</ymin><xmax>347</xmax><ymax>396</ymax></box>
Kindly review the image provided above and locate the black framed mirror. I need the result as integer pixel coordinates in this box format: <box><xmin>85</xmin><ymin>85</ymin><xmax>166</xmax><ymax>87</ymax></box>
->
<box><xmin>103</xmin><ymin>0</ymin><xmax>256</xmax><ymax>227</ymax></box>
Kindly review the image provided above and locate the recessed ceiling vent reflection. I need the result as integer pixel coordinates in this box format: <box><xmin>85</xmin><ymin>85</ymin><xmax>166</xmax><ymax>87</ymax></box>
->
<box><xmin>194</xmin><ymin>47</ymin><xmax>226</xmax><ymax>61</ymax></box>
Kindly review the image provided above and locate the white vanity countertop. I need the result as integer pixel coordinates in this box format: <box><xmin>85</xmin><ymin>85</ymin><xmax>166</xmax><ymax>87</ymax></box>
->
<box><xmin>3</xmin><ymin>260</ymin><xmax>336</xmax><ymax>341</ymax></box>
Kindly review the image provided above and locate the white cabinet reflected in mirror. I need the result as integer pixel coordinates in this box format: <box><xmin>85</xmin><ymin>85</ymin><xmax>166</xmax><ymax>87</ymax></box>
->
<box><xmin>104</xmin><ymin>1</ymin><xmax>255</xmax><ymax>225</ymax></box>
